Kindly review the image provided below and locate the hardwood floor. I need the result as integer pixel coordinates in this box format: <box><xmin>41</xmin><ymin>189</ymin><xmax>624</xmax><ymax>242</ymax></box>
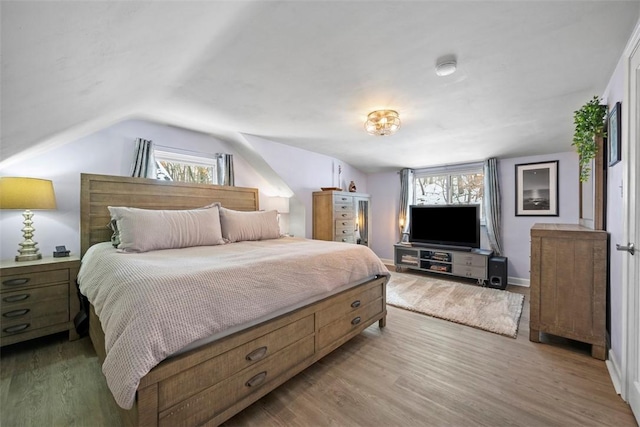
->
<box><xmin>1</xmin><ymin>284</ymin><xmax>635</xmax><ymax>426</ymax></box>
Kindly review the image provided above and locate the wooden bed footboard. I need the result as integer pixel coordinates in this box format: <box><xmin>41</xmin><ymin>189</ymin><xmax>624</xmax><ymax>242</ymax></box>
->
<box><xmin>89</xmin><ymin>275</ymin><xmax>388</xmax><ymax>427</ymax></box>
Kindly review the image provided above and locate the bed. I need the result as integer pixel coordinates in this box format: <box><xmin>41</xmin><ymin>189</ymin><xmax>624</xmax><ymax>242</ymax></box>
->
<box><xmin>78</xmin><ymin>173</ymin><xmax>389</xmax><ymax>427</ymax></box>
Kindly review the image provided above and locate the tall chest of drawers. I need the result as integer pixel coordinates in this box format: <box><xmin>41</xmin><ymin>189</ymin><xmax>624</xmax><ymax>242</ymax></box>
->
<box><xmin>529</xmin><ymin>224</ymin><xmax>607</xmax><ymax>359</ymax></box>
<box><xmin>0</xmin><ymin>256</ymin><xmax>81</xmax><ymax>346</ymax></box>
<box><xmin>312</xmin><ymin>190</ymin><xmax>370</xmax><ymax>245</ymax></box>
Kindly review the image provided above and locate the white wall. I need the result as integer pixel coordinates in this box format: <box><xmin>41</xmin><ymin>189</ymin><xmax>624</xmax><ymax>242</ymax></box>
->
<box><xmin>0</xmin><ymin>119</ymin><xmax>270</xmax><ymax>259</ymax></box>
<box><xmin>499</xmin><ymin>152</ymin><xmax>580</xmax><ymax>281</ymax></box>
<box><xmin>243</xmin><ymin>135</ymin><xmax>367</xmax><ymax>239</ymax></box>
<box><xmin>602</xmin><ymin>53</ymin><xmax>626</xmax><ymax>373</ymax></box>
<box><xmin>367</xmin><ymin>171</ymin><xmax>401</xmax><ymax>260</ymax></box>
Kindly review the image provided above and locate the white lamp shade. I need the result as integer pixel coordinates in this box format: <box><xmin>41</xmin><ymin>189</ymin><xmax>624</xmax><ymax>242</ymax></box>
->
<box><xmin>264</xmin><ymin>196</ymin><xmax>290</xmax><ymax>213</ymax></box>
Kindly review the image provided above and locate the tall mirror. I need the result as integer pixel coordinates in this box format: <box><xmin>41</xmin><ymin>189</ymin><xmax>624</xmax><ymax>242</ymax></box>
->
<box><xmin>354</xmin><ymin>196</ymin><xmax>371</xmax><ymax>247</ymax></box>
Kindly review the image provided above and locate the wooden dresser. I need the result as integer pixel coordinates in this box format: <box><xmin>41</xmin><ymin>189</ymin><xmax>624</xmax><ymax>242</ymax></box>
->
<box><xmin>529</xmin><ymin>224</ymin><xmax>607</xmax><ymax>359</ymax></box>
<box><xmin>312</xmin><ymin>190</ymin><xmax>371</xmax><ymax>245</ymax></box>
<box><xmin>0</xmin><ymin>256</ymin><xmax>81</xmax><ymax>346</ymax></box>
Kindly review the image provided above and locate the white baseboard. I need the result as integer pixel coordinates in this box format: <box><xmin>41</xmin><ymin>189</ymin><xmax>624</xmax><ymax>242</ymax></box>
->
<box><xmin>381</xmin><ymin>258</ymin><xmax>394</xmax><ymax>266</ymax></box>
<box><xmin>508</xmin><ymin>277</ymin><xmax>530</xmax><ymax>287</ymax></box>
<box><xmin>606</xmin><ymin>349</ymin><xmax>622</xmax><ymax>395</ymax></box>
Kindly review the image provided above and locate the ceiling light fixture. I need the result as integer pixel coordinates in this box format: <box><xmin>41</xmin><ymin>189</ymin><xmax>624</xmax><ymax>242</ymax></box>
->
<box><xmin>435</xmin><ymin>59</ymin><xmax>457</xmax><ymax>77</ymax></box>
<box><xmin>364</xmin><ymin>110</ymin><xmax>401</xmax><ymax>136</ymax></box>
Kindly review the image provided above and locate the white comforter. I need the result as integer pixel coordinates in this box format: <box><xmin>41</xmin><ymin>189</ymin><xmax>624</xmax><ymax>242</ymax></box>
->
<box><xmin>78</xmin><ymin>238</ymin><xmax>389</xmax><ymax>409</ymax></box>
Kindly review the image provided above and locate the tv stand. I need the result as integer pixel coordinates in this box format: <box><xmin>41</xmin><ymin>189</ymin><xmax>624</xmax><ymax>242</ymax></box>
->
<box><xmin>394</xmin><ymin>243</ymin><xmax>493</xmax><ymax>283</ymax></box>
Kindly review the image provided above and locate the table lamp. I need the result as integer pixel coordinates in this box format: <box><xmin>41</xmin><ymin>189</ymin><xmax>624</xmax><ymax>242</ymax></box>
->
<box><xmin>0</xmin><ymin>177</ymin><xmax>57</xmax><ymax>261</ymax></box>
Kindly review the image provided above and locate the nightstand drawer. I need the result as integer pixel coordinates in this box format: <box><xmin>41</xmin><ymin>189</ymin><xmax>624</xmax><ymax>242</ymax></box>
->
<box><xmin>1</xmin><ymin>297</ymin><xmax>69</xmax><ymax>337</ymax></box>
<box><xmin>1</xmin><ymin>283</ymin><xmax>68</xmax><ymax>307</ymax></box>
<box><xmin>1</xmin><ymin>269</ymin><xmax>69</xmax><ymax>290</ymax></box>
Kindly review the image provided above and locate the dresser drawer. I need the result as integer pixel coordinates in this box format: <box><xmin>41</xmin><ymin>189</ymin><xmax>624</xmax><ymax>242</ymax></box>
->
<box><xmin>334</xmin><ymin>211</ymin><xmax>354</xmax><ymax>222</ymax></box>
<box><xmin>317</xmin><ymin>282</ymin><xmax>383</xmax><ymax>328</ymax></box>
<box><xmin>317</xmin><ymin>298</ymin><xmax>383</xmax><ymax>349</ymax></box>
<box><xmin>158</xmin><ymin>315</ymin><xmax>314</xmax><ymax>411</ymax></box>
<box><xmin>159</xmin><ymin>335</ymin><xmax>315</xmax><ymax>427</ymax></box>
<box><xmin>335</xmin><ymin>226</ymin><xmax>354</xmax><ymax>238</ymax></box>
<box><xmin>1</xmin><ymin>269</ymin><xmax>69</xmax><ymax>291</ymax></box>
<box><xmin>335</xmin><ymin>219</ymin><xmax>354</xmax><ymax>229</ymax></box>
<box><xmin>1</xmin><ymin>296</ymin><xmax>69</xmax><ymax>337</ymax></box>
<box><xmin>333</xmin><ymin>195</ymin><xmax>353</xmax><ymax>205</ymax></box>
<box><xmin>334</xmin><ymin>236</ymin><xmax>355</xmax><ymax>244</ymax></box>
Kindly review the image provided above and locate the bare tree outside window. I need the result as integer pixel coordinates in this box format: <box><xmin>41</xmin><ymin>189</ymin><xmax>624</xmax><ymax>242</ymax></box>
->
<box><xmin>415</xmin><ymin>172</ymin><xmax>484</xmax><ymax>218</ymax></box>
<box><xmin>157</xmin><ymin>161</ymin><xmax>215</xmax><ymax>184</ymax></box>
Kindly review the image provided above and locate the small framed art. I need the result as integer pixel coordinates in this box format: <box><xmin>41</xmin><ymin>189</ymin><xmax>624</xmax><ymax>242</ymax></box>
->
<box><xmin>608</xmin><ymin>102</ymin><xmax>621</xmax><ymax>167</ymax></box>
<box><xmin>515</xmin><ymin>160</ymin><xmax>559</xmax><ymax>216</ymax></box>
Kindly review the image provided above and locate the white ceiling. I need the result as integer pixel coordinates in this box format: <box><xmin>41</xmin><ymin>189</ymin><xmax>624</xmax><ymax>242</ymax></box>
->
<box><xmin>1</xmin><ymin>1</ymin><xmax>638</xmax><ymax>173</ymax></box>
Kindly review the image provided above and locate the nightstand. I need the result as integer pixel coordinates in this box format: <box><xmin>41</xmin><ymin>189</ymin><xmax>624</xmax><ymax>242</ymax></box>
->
<box><xmin>0</xmin><ymin>256</ymin><xmax>81</xmax><ymax>346</ymax></box>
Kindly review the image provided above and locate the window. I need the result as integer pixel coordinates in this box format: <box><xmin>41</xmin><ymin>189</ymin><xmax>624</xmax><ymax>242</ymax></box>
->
<box><xmin>155</xmin><ymin>150</ymin><xmax>218</xmax><ymax>184</ymax></box>
<box><xmin>414</xmin><ymin>165</ymin><xmax>484</xmax><ymax>220</ymax></box>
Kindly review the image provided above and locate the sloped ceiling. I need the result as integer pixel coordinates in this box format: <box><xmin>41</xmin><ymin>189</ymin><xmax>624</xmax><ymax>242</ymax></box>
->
<box><xmin>1</xmin><ymin>1</ymin><xmax>638</xmax><ymax>172</ymax></box>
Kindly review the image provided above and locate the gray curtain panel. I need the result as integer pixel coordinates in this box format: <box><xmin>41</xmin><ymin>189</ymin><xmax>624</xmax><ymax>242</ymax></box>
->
<box><xmin>483</xmin><ymin>157</ymin><xmax>503</xmax><ymax>255</ymax></box>
<box><xmin>130</xmin><ymin>138</ymin><xmax>157</xmax><ymax>178</ymax></box>
<box><xmin>216</xmin><ymin>153</ymin><xmax>235</xmax><ymax>186</ymax></box>
<box><xmin>399</xmin><ymin>168</ymin><xmax>415</xmax><ymax>240</ymax></box>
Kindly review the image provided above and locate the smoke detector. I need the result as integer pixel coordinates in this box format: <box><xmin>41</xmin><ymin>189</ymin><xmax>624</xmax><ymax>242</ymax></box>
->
<box><xmin>435</xmin><ymin>60</ymin><xmax>457</xmax><ymax>77</ymax></box>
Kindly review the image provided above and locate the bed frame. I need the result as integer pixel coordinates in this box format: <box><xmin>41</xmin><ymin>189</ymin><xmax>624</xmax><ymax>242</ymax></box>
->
<box><xmin>80</xmin><ymin>173</ymin><xmax>387</xmax><ymax>427</ymax></box>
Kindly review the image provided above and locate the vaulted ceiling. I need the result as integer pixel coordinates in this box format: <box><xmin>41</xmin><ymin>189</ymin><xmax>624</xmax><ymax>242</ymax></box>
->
<box><xmin>1</xmin><ymin>1</ymin><xmax>638</xmax><ymax>172</ymax></box>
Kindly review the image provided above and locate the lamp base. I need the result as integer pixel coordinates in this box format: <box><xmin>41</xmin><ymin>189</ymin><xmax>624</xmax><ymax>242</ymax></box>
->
<box><xmin>14</xmin><ymin>209</ymin><xmax>43</xmax><ymax>262</ymax></box>
<box><xmin>15</xmin><ymin>252</ymin><xmax>42</xmax><ymax>262</ymax></box>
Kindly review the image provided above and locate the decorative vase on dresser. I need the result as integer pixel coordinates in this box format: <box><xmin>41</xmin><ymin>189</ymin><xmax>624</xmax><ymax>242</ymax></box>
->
<box><xmin>529</xmin><ymin>223</ymin><xmax>607</xmax><ymax>359</ymax></box>
<box><xmin>312</xmin><ymin>190</ymin><xmax>371</xmax><ymax>247</ymax></box>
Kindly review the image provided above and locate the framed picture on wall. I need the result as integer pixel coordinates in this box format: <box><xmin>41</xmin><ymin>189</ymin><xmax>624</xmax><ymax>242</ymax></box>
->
<box><xmin>608</xmin><ymin>102</ymin><xmax>621</xmax><ymax>166</ymax></box>
<box><xmin>515</xmin><ymin>160</ymin><xmax>559</xmax><ymax>216</ymax></box>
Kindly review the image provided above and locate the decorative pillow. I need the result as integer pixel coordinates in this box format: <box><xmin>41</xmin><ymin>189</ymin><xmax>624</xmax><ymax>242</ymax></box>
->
<box><xmin>107</xmin><ymin>205</ymin><xmax>225</xmax><ymax>252</ymax></box>
<box><xmin>219</xmin><ymin>207</ymin><xmax>280</xmax><ymax>242</ymax></box>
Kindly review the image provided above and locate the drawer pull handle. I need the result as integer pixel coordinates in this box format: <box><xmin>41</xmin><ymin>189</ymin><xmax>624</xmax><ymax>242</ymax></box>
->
<box><xmin>342</xmin><ymin>206</ymin><xmax>348</xmax><ymax>209</ymax></box>
<box><xmin>3</xmin><ymin>278</ymin><xmax>30</xmax><ymax>286</ymax></box>
<box><xmin>351</xmin><ymin>316</ymin><xmax>361</xmax><ymax>326</ymax></box>
<box><xmin>342</xmin><ymin>238</ymin><xmax>347</xmax><ymax>242</ymax></box>
<box><xmin>341</xmin><ymin>214</ymin><xmax>348</xmax><ymax>218</ymax></box>
<box><xmin>351</xmin><ymin>300</ymin><xmax>361</xmax><ymax>308</ymax></box>
<box><xmin>342</xmin><ymin>222</ymin><xmax>347</xmax><ymax>226</ymax></box>
<box><xmin>245</xmin><ymin>371</ymin><xmax>267</xmax><ymax>388</ymax></box>
<box><xmin>3</xmin><ymin>323</ymin><xmax>30</xmax><ymax>334</ymax></box>
<box><xmin>341</xmin><ymin>198</ymin><xmax>347</xmax><ymax>201</ymax></box>
<box><xmin>3</xmin><ymin>294</ymin><xmax>29</xmax><ymax>303</ymax></box>
<box><xmin>3</xmin><ymin>309</ymin><xmax>29</xmax><ymax>318</ymax></box>
<box><xmin>245</xmin><ymin>346</ymin><xmax>268</xmax><ymax>362</ymax></box>
<box><xmin>342</xmin><ymin>230</ymin><xmax>347</xmax><ymax>234</ymax></box>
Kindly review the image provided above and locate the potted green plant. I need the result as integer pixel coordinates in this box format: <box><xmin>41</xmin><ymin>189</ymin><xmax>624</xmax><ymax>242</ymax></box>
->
<box><xmin>572</xmin><ymin>96</ymin><xmax>607</xmax><ymax>182</ymax></box>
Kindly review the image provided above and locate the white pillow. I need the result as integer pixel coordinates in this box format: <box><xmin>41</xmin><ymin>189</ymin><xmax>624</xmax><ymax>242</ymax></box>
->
<box><xmin>219</xmin><ymin>207</ymin><xmax>280</xmax><ymax>242</ymax></box>
<box><xmin>108</xmin><ymin>205</ymin><xmax>225</xmax><ymax>253</ymax></box>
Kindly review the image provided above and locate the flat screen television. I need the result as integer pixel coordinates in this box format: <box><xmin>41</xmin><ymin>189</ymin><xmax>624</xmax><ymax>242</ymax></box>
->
<box><xmin>409</xmin><ymin>204</ymin><xmax>480</xmax><ymax>250</ymax></box>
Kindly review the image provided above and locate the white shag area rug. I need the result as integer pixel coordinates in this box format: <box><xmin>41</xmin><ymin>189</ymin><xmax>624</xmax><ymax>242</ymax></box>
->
<box><xmin>386</xmin><ymin>271</ymin><xmax>524</xmax><ymax>338</ymax></box>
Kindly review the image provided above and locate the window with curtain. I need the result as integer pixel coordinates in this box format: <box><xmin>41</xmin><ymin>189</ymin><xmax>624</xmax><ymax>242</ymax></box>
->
<box><xmin>414</xmin><ymin>164</ymin><xmax>485</xmax><ymax>220</ymax></box>
<box><xmin>154</xmin><ymin>150</ymin><xmax>234</xmax><ymax>185</ymax></box>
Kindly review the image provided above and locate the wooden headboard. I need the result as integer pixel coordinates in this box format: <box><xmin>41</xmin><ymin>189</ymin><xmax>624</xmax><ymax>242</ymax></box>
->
<box><xmin>80</xmin><ymin>173</ymin><xmax>259</xmax><ymax>256</ymax></box>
